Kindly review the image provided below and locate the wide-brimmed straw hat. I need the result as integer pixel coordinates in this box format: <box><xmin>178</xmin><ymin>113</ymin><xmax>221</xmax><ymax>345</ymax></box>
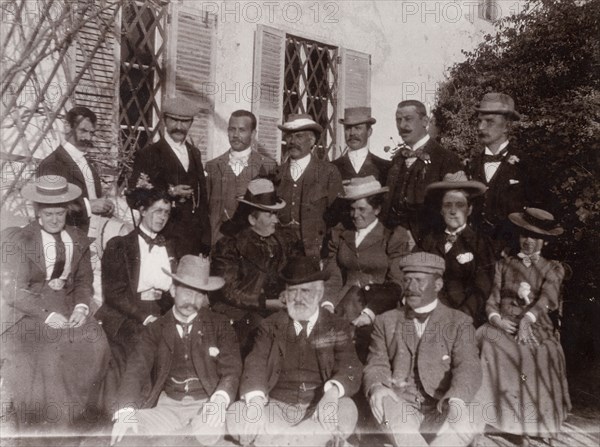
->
<box><xmin>277</xmin><ymin>114</ymin><xmax>323</xmax><ymax>134</ymax></box>
<box><xmin>163</xmin><ymin>255</ymin><xmax>224</xmax><ymax>291</ymax></box>
<box><xmin>475</xmin><ymin>92</ymin><xmax>520</xmax><ymax>120</ymax></box>
<box><xmin>425</xmin><ymin>171</ymin><xmax>487</xmax><ymax>199</ymax></box>
<box><xmin>237</xmin><ymin>178</ymin><xmax>286</xmax><ymax>211</ymax></box>
<box><xmin>280</xmin><ymin>256</ymin><xmax>330</xmax><ymax>285</ymax></box>
<box><xmin>162</xmin><ymin>96</ymin><xmax>199</xmax><ymax>120</ymax></box>
<box><xmin>508</xmin><ymin>208</ymin><xmax>563</xmax><ymax>237</ymax></box>
<box><xmin>339</xmin><ymin>107</ymin><xmax>376</xmax><ymax>126</ymax></box>
<box><xmin>21</xmin><ymin>175</ymin><xmax>82</xmax><ymax>204</ymax></box>
<box><xmin>341</xmin><ymin>176</ymin><xmax>389</xmax><ymax>201</ymax></box>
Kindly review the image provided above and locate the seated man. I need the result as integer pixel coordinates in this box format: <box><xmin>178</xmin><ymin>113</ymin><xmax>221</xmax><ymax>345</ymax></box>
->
<box><xmin>110</xmin><ymin>256</ymin><xmax>242</xmax><ymax>446</ymax></box>
<box><xmin>363</xmin><ymin>253</ymin><xmax>482</xmax><ymax>447</ymax></box>
<box><xmin>226</xmin><ymin>257</ymin><xmax>362</xmax><ymax>447</ymax></box>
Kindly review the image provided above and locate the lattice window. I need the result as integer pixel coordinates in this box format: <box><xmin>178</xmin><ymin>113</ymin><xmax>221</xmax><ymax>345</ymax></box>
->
<box><xmin>118</xmin><ymin>0</ymin><xmax>168</xmax><ymax>181</ymax></box>
<box><xmin>283</xmin><ymin>34</ymin><xmax>338</xmax><ymax>160</ymax></box>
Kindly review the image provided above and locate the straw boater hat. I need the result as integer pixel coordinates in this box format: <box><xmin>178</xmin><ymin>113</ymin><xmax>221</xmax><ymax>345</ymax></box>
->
<box><xmin>21</xmin><ymin>175</ymin><xmax>82</xmax><ymax>204</ymax></box>
<box><xmin>280</xmin><ymin>256</ymin><xmax>330</xmax><ymax>285</ymax></box>
<box><xmin>398</xmin><ymin>252</ymin><xmax>446</xmax><ymax>275</ymax></box>
<box><xmin>163</xmin><ymin>255</ymin><xmax>224</xmax><ymax>291</ymax></box>
<box><xmin>237</xmin><ymin>178</ymin><xmax>286</xmax><ymax>211</ymax></box>
<box><xmin>341</xmin><ymin>176</ymin><xmax>389</xmax><ymax>201</ymax></box>
<box><xmin>162</xmin><ymin>96</ymin><xmax>199</xmax><ymax>120</ymax></box>
<box><xmin>475</xmin><ymin>92</ymin><xmax>521</xmax><ymax>120</ymax></box>
<box><xmin>338</xmin><ymin>107</ymin><xmax>376</xmax><ymax>126</ymax></box>
<box><xmin>425</xmin><ymin>171</ymin><xmax>487</xmax><ymax>199</ymax></box>
<box><xmin>277</xmin><ymin>114</ymin><xmax>323</xmax><ymax>134</ymax></box>
<box><xmin>508</xmin><ymin>208</ymin><xmax>564</xmax><ymax>237</ymax></box>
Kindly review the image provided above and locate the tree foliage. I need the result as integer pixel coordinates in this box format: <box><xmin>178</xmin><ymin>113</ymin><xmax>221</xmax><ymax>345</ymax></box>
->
<box><xmin>434</xmin><ymin>0</ymin><xmax>600</xmax><ymax>305</ymax></box>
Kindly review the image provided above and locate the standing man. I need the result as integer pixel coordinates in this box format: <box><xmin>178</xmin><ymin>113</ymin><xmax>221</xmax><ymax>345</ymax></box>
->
<box><xmin>383</xmin><ymin>100</ymin><xmax>462</xmax><ymax>245</ymax></box>
<box><xmin>110</xmin><ymin>255</ymin><xmax>242</xmax><ymax>446</ymax></box>
<box><xmin>37</xmin><ymin>106</ymin><xmax>115</xmax><ymax>231</ymax></box>
<box><xmin>129</xmin><ymin>96</ymin><xmax>211</xmax><ymax>258</ymax></box>
<box><xmin>226</xmin><ymin>256</ymin><xmax>362</xmax><ymax>447</ymax></box>
<box><xmin>467</xmin><ymin>93</ymin><xmax>536</xmax><ymax>252</ymax></box>
<box><xmin>206</xmin><ymin>110</ymin><xmax>277</xmax><ymax>245</ymax></box>
<box><xmin>333</xmin><ymin>107</ymin><xmax>390</xmax><ymax>183</ymax></box>
<box><xmin>363</xmin><ymin>252</ymin><xmax>482</xmax><ymax>447</ymax></box>
<box><xmin>275</xmin><ymin>114</ymin><xmax>343</xmax><ymax>259</ymax></box>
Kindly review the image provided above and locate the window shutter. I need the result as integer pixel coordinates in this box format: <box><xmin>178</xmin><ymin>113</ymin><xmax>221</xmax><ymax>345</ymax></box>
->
<box><xmin>165</xmin><ymin>2</ymin><xmax>217</xmax><ymax>161</ymax></box>
<box><xmin>252</xmin><ymin>25</ymin><xmax>285</xmax><ymax>163</ymax></box>
<box><xmin>335</xmin><ymin>48</ymin><xmax>371</xmax><ymax>160</ymax></box>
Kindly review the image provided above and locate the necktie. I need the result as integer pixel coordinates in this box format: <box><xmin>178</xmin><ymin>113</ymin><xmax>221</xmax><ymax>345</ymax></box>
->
<box><xmin>405</xmin><ymin>308</ymin><xmax>432</xmax><ymax>323</ymax></box>
<box><xmin>138</xmin><ymin>228</ymin><xmax>166</xmax><ymax>252</ymax></box>
<box><xmin>518</xmin><ymin>252</ymin><xmax>540</xmax><ymax>267</ymax></box>
<box><xmin>177</xmin><ymin>321</ymin><xmax>192</xmax><ymax>338</ymax></box>
<box><xmin>482</xmin><ymin>150</ymin><xmax>508</xmax><ymax>163</ymax></box>
<box><xmin>50</xmin><ymin>232</ymin><xmax>66</xmax><ymax>280</ymax></box>
<box><xmin>298</xmin><ymin>320</ymin><xmax>309</xmax><ymax>339</ymax></box>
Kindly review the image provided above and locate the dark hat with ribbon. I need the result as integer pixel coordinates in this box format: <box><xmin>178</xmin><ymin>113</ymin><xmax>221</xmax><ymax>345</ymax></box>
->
<box><xmin>508</xmin><ymin>208</ymin><xmax>563</xmax><ymax>237</ymax></box>
<box><xmin>237</xmin><ymin>178</ymin><xmax>286</xmax><ymax>211</ymax></box>
<box><xmin>21</xmin><ymin>175</ymin><xmax>82</xmax><ymax>204</ymax></box>
<box><xmin>339</xmin><ymin>107</ymin><xmax>377</xmax><ymax>126</ymax></box>
<box><xmin>280</xmin><ymin>256</ymin><xmax>330</xmax><ymax>285</ymax></box>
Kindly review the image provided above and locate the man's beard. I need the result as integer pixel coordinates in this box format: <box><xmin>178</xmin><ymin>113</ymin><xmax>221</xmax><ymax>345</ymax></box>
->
<box><xmin>287</xmin><ymin>302</ymin><xmax>315</xmax><ymax>321</ymax></box>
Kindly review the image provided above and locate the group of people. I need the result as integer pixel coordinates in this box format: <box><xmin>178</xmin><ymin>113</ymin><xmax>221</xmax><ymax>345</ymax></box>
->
<box><xmin>0</xmin><ymin>91</ymin><xmax>571</xmax><ymax>447</ymax></box>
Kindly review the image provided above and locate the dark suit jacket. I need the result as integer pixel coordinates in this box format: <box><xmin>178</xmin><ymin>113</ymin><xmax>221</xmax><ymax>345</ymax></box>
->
<box><xmin>206</xmin><ymin>150</ymin><xmax>277</xmax><ymax>244</ymax></box>
<box><xmin>420</xmin><ymin>226</ymin><xmax>496</xmax><ymax>327</ymax></box>
<box><xmin>96</xmin><ymin>230</ymin><xmax>176</xmax><ymax>339</ymax></box>
<box><xmin>364</xmin><ymin>302</ymin><xmax>481</xmax><ymax>403</ymax></box>
<box><xmin>240</xmin><ymin>310</ymin><xmax>362</xmax><ymax>398</ymax></box>
<box><xmin>117</xmin><ymin>309</ymin><xmax>242</xmax><ymax>409</ymax></box>
<box><xmin>275</xmin><ymin>156</ymin><xmax>342</xmax><ymax>259</ymax></box>
<box><xmin>37</xmin><ymin>145</ymin><xmax>102</xmax><ymax>228</ymax></box>
<box><xmin>332</xmin><ymin>151</ymin><xmax>391</xmax><ymax>184</ymax></box>
<box><xmin>0</xmin><ymin>221</ymin><xmax>93</xmax><ymax>334</ymax></box>
<box><xmin>129</xmin><ymin>137</ymin><xmax>211</xmax><ymax>257</ymax></box>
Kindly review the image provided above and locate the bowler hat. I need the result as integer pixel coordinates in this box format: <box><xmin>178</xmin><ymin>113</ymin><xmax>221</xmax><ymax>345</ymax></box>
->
<box><xmin>425</xmin><ymin>171</ymin><xmax>487</xmax><ymax>199</ymax></box>
<box><xmin>163</xmin><ymin>96</ymin><xmax>199</xmax><ymax>120</ymax></box>
<box><xmin>277</xmin><ymin>114</ymin><xmax>323</xmax><ymax>134</ymax></box>
<box><xmin>398</xmin><ymin>252</ymin><xmax>446</xmax><ymax>275</ymax></box>
<box><xmin>508</xmin><ymin>208</ymin><xmax>563</xmax><ymax>237</ymax></box>
<box><xmin>163</xmin><ymin>255</ymin><xmax>224</xmax><ymax>291</ymax></box>
<box><xmin>21</xmin><ymin>175</ymin><xmax>82</xmax><ymax>204</ymax></box>
<box><xmin>475</xmin><ymin>92</ymin><xmax>520</xmax><ymax>120</ymax></box>
<box><xmin>280</xmin><ymin>257</ymin><xmax>330</xmax><ymax>285</ymax></box>
<box><xmin>341</xmin><ymin>176</ymin><xmax>389</xmax><ymax>201</ymax></box>
<box><xmin>237</xmin><ymin>178</ymin><xmax>286</xmax><ymax>211</ymax></box>
<box><xmin>339</xmin><ymin>107</ymin><xmax>376</xmax><ymax>126</ymax></box>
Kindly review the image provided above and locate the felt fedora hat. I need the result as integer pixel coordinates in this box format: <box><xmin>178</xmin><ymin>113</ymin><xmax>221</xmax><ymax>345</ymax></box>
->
<box><xmin>237</xmin><ymin>178</ymin><xmax>286</xmax><ymax>211</ymax></box>
<box><xmin>21</xmin><ymin>175</ymin><xmax>82</xmax><ymax>204</ymax></box>
<box><xmin>277</xmin><ymin>114</ymin><xmax>323</xmax><ymax>134</ymax></box>
<box><xmin>163</xmin><ymin>255</ymin><xmax>224</xmax><ymax>291</ymax></box>
<box><xmin>475</xmin><ymin>92</ymin><xmax>521</xmax><ymax>120</ymax></box>
<box><xmin>425</xmin><ymin>171</ymin><xmax>487</xmax><ymax>198</ymax></box>
<box><xmin>280</xmin><ymin>256</ymin><xmax>330</xmax><ymax>285</ymax></box>
<box><xmin>162</xmin><ymin>96</ymin><xmax>199</xmax><ymax>120</ymax></box>
<box><xmin>341</xmin><ymin>175</ymin><xmax>389</xmax><ymax>201</ymax></box>
<box><xmin>339</xmin><ymin>107</ymin><xmax>376</xmax><ymax>126</ymax></box>
<box><xmin>508</xmin><ymin>208</ymin><xmax>564</xmax><ymax>237</ymax></box>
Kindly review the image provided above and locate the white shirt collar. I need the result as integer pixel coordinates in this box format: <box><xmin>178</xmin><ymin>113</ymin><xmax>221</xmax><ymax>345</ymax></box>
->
<box><xmin>173</xmin><ymin>308</ymin><xmax>198</xmax><ymax>324</ymax></box>
<box><xmin>410</xmin><ymin>134</ymin><xmax>430</xmax><ymax>151</ymax></box>
<box><xmin>293</xmin><ymin>308</ymin><xmax>319</xmax><ymax>336</ymax></box>
<box><xmin>347</xmin><ymin>145</ymin><xmax>368</xmax><ymax>157</ymax></box>
<box><xmin>484</xmin><ymin>140</ymin><xmax>509</xmax><ymax>155</ymax></box>
<box><xmin>355</xmin><ymin>218</ymin><xmax>379</xmax><ymax>246</ymax></box>
<box><xmin>139</xmin><ymin>223</ymin><xmax>157</xmax><ymax>239</ymax></box>
<box><xmin>164</xmin><ymin>131</ymin><xmax>186</xmax><ymax>152</ymax></box>
<box><xmin>229</xmin><ymin>147</ymin><xmax>252</xmax><ymax>160</ymax></box>
<box><xmin>445</xmin><ymin>224</ymin><xmax>467</xmax><ymax>235</ymax></box>
<box><xmin>289</xmin><ymin>153</ymin><xmax>312</xmax><ymax>180</ymax></box>
<box><xmin>63</xmin><ymin>141</ymin><xmax>87</xmax><ymax>162</ymax></box>
<box><xmin>402</xmin><ymin>298</ymin><xmax>439</xmax><ymax>314</ymax></box>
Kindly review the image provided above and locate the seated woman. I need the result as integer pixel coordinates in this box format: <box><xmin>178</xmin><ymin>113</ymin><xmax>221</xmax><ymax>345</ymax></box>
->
<box><xmin>477</xmin><ymin>208</ymin><xmax>571</xmax><ymax>445</ymax></box>
<box><xmin>96</xmin><ymin>188</ymin><xmax>176</xmax><ymax>380</ymax></box>
<box><xmin>0</xmin><ymin>176</ymin><xmax>111</xmax><ymax>433</ymax></box>
<box><xmin>324</xmin><ymin>176</ymin><xmax>412</xmax><ymax>326</ymax></box>
<box><xmin>421</xmin><ymin>171</ymin><xmax>496</xmax><ymax>327</ymax></box>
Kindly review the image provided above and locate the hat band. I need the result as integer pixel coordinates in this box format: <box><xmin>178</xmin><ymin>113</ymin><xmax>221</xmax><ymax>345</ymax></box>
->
<box><xmin>244</xmin><ymin>191</ymin><xmax>280</xmax><ymax>207</ymax></box>
<box><xmin>522</xmin><ymin>212</ymin><xmax>558</xmax><ymax>231</ymax></box>
<box><xmin>36</xmin><ymin>184</ymin><xmax>68</xmax><ymax>196</ymax></box>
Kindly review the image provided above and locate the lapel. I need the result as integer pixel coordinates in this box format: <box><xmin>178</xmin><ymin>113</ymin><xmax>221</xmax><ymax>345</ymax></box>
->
<box><xmin>23</xmin><ymin>222</ymin><xmax>47</xmax><ymax>276</ymax></box>
<box><xmin>56</xmin><ymin>146</ymin><xmax>86</xmax><ymax>189</ymax></box>
<box><xmin>395</xmin><ymin>308</ymin><xmax>417</xmax><ymax>356</ymax></box>
<box><xmin>357</xmin><ymin>221</ymin><xmax>385</xmax><ymax>251</ymax></box>
<box><xmin>312</xmin><ymin>311</ymin><xmax>336</xmax><ymax>375</ymax></box>
<box><xmin>187</xmin><ymin>141</ymin><xmax>204</xmax><ymax>174</ymax></box>
<box><xmin>272</xmin><ymin>312</ymin><xmax>290</xmax><ymax>360</ymax></box>
<box><xmin>417</xmin><ymin>303</ymin><xmax>444</xmax><ymax>356</ymax></box>
<box><xmin>161</xmin><ymin>311</ymin><xmax>178</xmax><ymax>353</ymax></box>
<box><xmin>339</xmin><ymin>229</ymin><xmax>357</xmax><ymax>253</ymax></box>
<box><xmin>192</xmin><ymin>312</ymin><xmax>211</xmax><ymax>380</ymax></box>
<box><xmin>124</xmin><ymin>231</ymin><xmax>141</xmax><ymax>298</ymax></box>
<box><xmin>300</xmin><ymin>156</ymin><xmax>319</xmax><ymax>202</ymax></box>
<box><xmin>159</xmin><ymin>138</ymin><xmax>187</xmax><ymax>174</ymax></box>
<box><xmin>339</xmin><ymin>153</ymin><xmax>356</xmax><ymax>177</ymax></box>
<box><xmin>247</xmin><ymin>150</ymin><xmax>266</xmax><ymax>177</ymax></box>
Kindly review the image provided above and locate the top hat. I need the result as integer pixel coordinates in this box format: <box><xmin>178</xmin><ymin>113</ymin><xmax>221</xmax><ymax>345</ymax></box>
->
<box><xmin>508</xmin><ymin>208</ymin><xmax>563</xmax><ymax>237</ymax></box>
<box><xmin>21</xmin><ymin>175</ymin><xmax>82</xmax><ymax>204</ymax></box>
<box><xmin>339</xmin><ymin>107</ymin><xmax>377</xmax><ymax>126</ymax></box>
<box><xmin>163</xmin><ymin>255</ymin><xmax>224</xmax><ymax>291</ymax></box>
<box><xmin>341</xmin><ymin>175</ymin><xmax>389</xmax><ymax>201</ymax></box>
<box><xmin>475</xmin><ymin>92</ymin><xmax>520</xmax><ymax>120</ymax></box>
<box><xmin>162</xmin><ymin>96</ymin><xmax>199</xmax><ymax>120</ymax></box>
<box><xmin>280</xmin><ymin>257</ymin><xmax>330</xmax><ymax>285</ymax></box>
<box><xmin>237</xmin><ymin>178</ymin><xmax>286</xmax><ymax>211</ymax></box>
<box><xmin>398</xmin><ymin>252</ymin><xmax>446</xmax><ymax>275</ymax></box>
<box><xmin>277</xmin><ymin>114</ymin><xmax>323</xmax><ymax>134</ymax></box>
<box><xmin>425</xmin><ymin>171</ymin><xmax>487</xmax><ymax>199</ymax></box>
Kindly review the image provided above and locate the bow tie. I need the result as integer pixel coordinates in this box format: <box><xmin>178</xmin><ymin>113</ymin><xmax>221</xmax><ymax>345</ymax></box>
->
<box><xmin>482</xmin><ymin>150</ymin><xmax>508</xmax><ymax>163</ymax></box>
<box><xmin>398</xmin><ymin>147</ymin><xmax>429</xmax><ymax>162</ymax></box>
<box><xmin>445</xmin><ymin>233</ymin><xmax>458</xmax><ymax>244</ymax></box>
<box><xmin>518</xmin><ymin>252</ymin><xmax>540</xmax><ymax>267</ymax></box>
<box><xmin>138</xmin><ymin>228</ymin><xmax>166</xmax><ymax>252</ymax></box>
<box><xmin>405</xmin><ymin>308</ymin><xmax>433</xmax><ymax>323</ymax></box>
